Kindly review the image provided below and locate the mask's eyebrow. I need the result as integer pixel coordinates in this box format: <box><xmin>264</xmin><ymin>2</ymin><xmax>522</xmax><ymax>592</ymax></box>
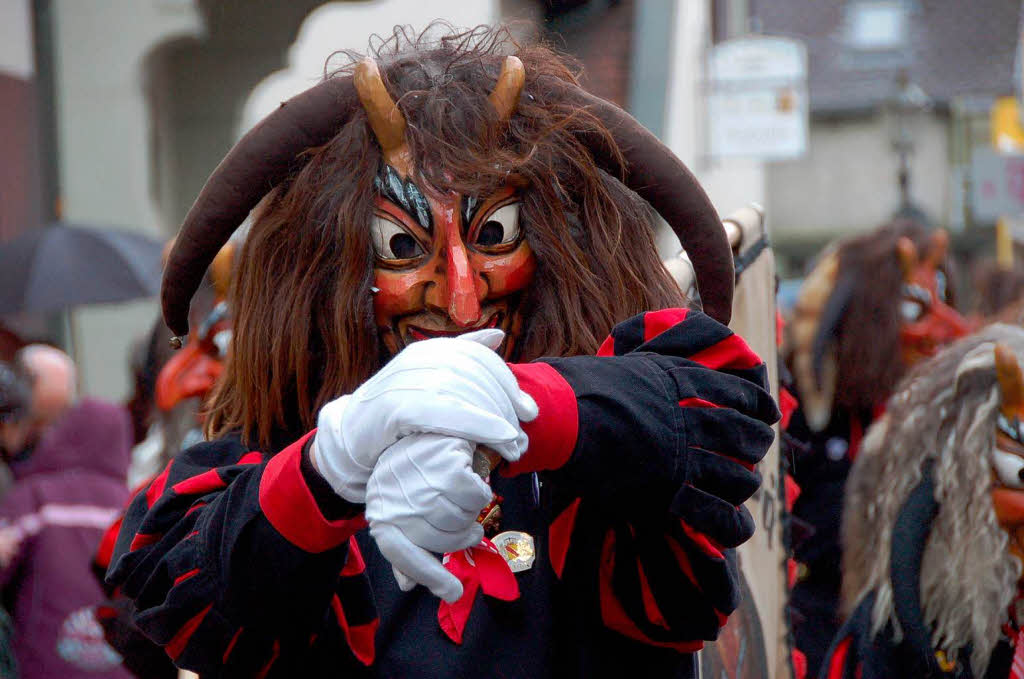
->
<box><xmin>375</xmin><ymin>165</ymin><xmax>432</xmax><ymax>232</ymax></box>
<box><xmin>462</xmin><ymin>195</ymin><xmax>481</xmax><ymax>226</ymax></box>
<box><xmin>999</xmin><ymin>413</ymin><xmax>1024</xmax><ymax>443</ymax></box>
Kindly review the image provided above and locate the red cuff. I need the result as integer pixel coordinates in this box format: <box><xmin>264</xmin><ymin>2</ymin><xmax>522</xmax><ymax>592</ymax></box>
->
<box><xmin>259</xmin><ymin>431</ymin><xmax>366</xmax><ymax>553</ymax></box>
<box><xmin>503</xmin><ymin>362</ymin><xmax>579</xmax><ymax>476</ymax></box>
<box><xmin>95</xmin><ymin>515</ymin><xmax>123</xmax><ymax>570</ymax></box>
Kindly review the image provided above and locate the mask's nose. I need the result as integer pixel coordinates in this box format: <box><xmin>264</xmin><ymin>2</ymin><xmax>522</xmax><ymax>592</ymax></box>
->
<box><xmin>445</xmin><ymin>236</ymin><xmax>483</xmax><ymax>327</ymax></box>
<box><xmin>155</xmin><ymin>341</ymin><xmax>223</xmax><ymax>412</ymax></box>
<box><xmin>929</xmin><ymin>301</ymin><xmax>971</xmax><ymax>342</ymax></box>
<box><xmin>424</xmin><ymin>209</ymin><xmax>485</xmax><ymax>328</ymax></box>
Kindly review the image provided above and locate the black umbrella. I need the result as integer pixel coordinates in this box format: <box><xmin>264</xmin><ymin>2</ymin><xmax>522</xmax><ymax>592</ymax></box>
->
<box><xmin>0</xmin><ymin>222</ymin><xmax>165</xmax><ymax>314</ymax></box>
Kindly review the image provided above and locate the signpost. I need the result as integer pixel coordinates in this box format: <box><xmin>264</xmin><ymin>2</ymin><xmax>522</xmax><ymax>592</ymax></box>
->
<box><xmin>707</xmin><ymin>36</ymin><xmax>808</xmax><ymax>161</ymax></box>
<box><xmin>970</xmin><ymin>148</ymin><xmax>1024</xmax><ymax>222</ymax></box>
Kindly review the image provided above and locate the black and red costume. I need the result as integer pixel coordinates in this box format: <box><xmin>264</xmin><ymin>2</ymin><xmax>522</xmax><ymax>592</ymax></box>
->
<box><xmin>820</xmin><ymin>468</ymin><xmax>1014</xmax><ymax>679</ymax></box>
<box><xmin>107</xmin><ymin>308</ymin><xmax>777</xmax><ymax>677</ymax></box>
<box><xmin>106</xmin><ymin>33</ymin><xmax>779</xmax><ymax>678</ymax></box>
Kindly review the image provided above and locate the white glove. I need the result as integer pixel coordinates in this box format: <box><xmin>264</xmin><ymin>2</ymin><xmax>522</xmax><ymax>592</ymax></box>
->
<box><xmin>310</xmin><ymin>329</ymin><xmax>537</xmax><ymax>503</ymax></box>
<box><xmin>366</xmin><ymin>434</ymin><xmax>500</xmax><ymax>602</ymax></box>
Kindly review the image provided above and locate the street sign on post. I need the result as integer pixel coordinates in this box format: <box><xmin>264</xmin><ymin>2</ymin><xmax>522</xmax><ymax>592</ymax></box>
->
<box><xmin>971</xmin><ymin>148</ymin><xmax>1024</xmax><ymax>222</ymax></box>
<box><xmin>707</xmin><ymin>36</ymin><xmax>808</xmax><ymax>161</ymax></box>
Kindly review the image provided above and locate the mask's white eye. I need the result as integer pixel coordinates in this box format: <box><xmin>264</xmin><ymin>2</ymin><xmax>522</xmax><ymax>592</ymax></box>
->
<box><xmin>371</xmin><ymin>215</ymin><xmax>424</xmax><ymax>261</ymax></box>
<box><xmin>474</xmin><ymin>202</ymin><xmax>520</xmax><ymax>249</ymax></box>
<box><xmin>212</xmin><ymin>329</ymin><xmax>232</xmax><ymax>359</ymax></box>
<box><xmin>900</xmin><ymin>299</ymin><xmax>925</xmax><ymax>322</ymax></box>
<box><xmin>935</xmin><ymin>270</ymin><xmax>949</xmax><ymax>303</ymax></box>
<box><xmin>993</xmin><ymin>449</ymin><xmax>1024</xmax><ymax>488</ymax></box>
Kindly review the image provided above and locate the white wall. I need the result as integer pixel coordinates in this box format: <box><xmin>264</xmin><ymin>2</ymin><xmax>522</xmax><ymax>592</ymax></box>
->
<box><xmin>767</xmin><ymin>113</ymin><xmax>949</xmax><ymax>242</ymax></box>
<box><xmin>52</xmin><ymin>0</ymin><xmax>504</xmax><ymax>400</ymax></box>
<box><xmin>661</xmin><ymin>0</ymin><xmax>765</xmax><ymax>255</ymax></box>
<box><xmin>0</xmin><ymin>0</ymin><xmax>33</xmax><ymax>79</ymax></box>
<box><xmin>242</xmin><ymin>0</ymin><xmax>500</xmax><ymax>134</ymax></box>
<box><xmin>51</xmin><ymin>0</ymin><xmax>202</xmax><ymax>400</ymax></box>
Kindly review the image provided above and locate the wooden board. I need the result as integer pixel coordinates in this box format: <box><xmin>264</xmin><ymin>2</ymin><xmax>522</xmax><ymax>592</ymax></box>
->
<box><xmin>665</xmin><ymin>206</ymin><xmax>790</xmax><ymax>679</ymax></box>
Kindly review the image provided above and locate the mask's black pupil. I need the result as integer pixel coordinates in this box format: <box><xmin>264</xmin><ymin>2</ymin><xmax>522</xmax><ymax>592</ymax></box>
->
<box><xmin>389</xmin><ymin>233</ymin><xmax>420</xmax><ymax>259</ymax></box>
<box><xmin>477</xmin><ymin>221</ymin><xmax>505</xmax><ymax>247</ymax></box>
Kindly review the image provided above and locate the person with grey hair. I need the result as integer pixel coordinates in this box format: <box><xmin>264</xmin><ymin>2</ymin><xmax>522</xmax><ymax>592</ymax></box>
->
<box><xmin>822</xmin><ymin>324</ymin><xmax>1024</xmax><ymax>678</ymax></box>
<box><xmin>13</xmin><ymin>344</ymin><xmax>76</xmax><ymax>457</ymax></box>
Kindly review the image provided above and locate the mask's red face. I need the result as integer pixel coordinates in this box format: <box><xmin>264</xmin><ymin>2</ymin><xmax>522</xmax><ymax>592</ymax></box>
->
<box><xmin>155</xmin><ymin>303</ymin><xmax>230</xmax><ymax>414</ymax></box>
<box><xmin>896</xmin><ymin>230</ymin><xmax>972</xmax><ymax>365</ymax></box>
<box><xmin>989</xmin><ymin>345</ymin><xmax>1024</xmax><ymax>577</ymax></box>
<box><xmin>371</xmin><ymin>167</ymin><xmax>536</xmax><ymax>359</ymax></box>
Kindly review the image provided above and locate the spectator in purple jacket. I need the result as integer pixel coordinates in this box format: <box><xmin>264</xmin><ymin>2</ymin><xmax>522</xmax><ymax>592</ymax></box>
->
<box><xmin>0</xmin><ymin>398</ymin><xmax>133</xmax><ymax>679</ymax></box>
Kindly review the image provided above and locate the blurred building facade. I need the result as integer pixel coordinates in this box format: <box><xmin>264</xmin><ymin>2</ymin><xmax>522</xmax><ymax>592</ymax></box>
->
<box><xmin>0</xmin><ymin>0</ymin><xmax>43</xmax><ymax>359</ymax></box>
<box><xmin>752</xmin><ymin>0</ymin><xmax>1021</xmax><ymax>273</ymax></box>
<box><xmin>14</xmin><ymin>0</ymin><xmax>1015</xmax><ymax>395</ymax></box>
<box><xmin>0</xmin><ymin>1</ymin><xmax>42</xmax><ymax>244</ymax></box>
<box><xmin>10</xmin><ymin>0</ymin><xmax>752</xmax><ymax>400</ymax></box>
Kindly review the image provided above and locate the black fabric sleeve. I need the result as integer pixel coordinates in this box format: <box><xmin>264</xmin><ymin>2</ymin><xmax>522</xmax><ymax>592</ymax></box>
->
<box><xmin>106</xmin><ymin>434</ymin><xmax>375</xmax><ymax>676</ymax></box>
<box><xmin>539</xmin><ymin>308</ymin><xmax>778</xmax><ymax>530</ymax></box>
<box><xmin>299</xmin><ymin>436</ymin><xmax>364</xmax><ymax>521</ymax></box>
<box><xmin>537</xmin><ymin>308</ymin><xmax>780</xmax><ymax>651</ymax></box>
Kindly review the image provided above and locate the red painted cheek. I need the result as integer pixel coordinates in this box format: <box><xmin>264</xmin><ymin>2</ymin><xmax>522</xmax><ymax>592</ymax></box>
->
<box><xmin>155</xmin><ymin>344</ymin><xmax>224</xmax><ymax>412</ymax></box>
<box><xmin>899</xmin><ymin>265</ymin><xmax>970</xmax><ymax>358</ymax></box>
<box><xmin>473</xmin><ymin>243</ymin><xmax>537</xmax><ymax>297</ymax></box>
<box><xmin>993</xmin><ymin>488</ymin><xmax>1024</xmax><ymax>525</ymax></box>
<box><xmin>373</xmin><ymin>268</ymin><xmax>431</xmax><ymax>326</ymax></box>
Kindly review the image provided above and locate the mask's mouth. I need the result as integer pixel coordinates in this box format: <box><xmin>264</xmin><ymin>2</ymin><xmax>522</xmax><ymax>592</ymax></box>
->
<box><xmin>404</xmin><ymin>311</ymin><xmax>504</xmax><ymax>342</ymax></box>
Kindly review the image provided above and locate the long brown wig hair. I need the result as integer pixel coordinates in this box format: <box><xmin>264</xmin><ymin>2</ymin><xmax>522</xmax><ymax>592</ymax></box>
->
<box><xmin>205</xmin><ymin>26</ymin><xmax>685</xmax><ymax>448</ymax></box>
<box><xmin>842</xmin><ymin>325</ymin><xmax>1024</xmax><ymax>675</ymax></box>
<box><xmin>787</xmin><ymin>219</ymin><xmax>952</xmax><ymax>428</ymax></box>
<box><xmin>831</xmin><ymin>219</ymin><xmax>943</xmax><ymax>413</ymax></box>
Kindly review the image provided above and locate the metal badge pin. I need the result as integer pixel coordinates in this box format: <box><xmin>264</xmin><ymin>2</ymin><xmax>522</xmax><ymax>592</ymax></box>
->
<box><xmin>492</xmin><ymin>530</ymin><xmax>535</xmax><ymax>573</ymax></box>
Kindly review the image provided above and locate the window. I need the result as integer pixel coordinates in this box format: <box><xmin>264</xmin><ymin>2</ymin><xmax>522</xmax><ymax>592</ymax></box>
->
<box><xmin>844</xmin><ymin>1</ymin><xmax>907</xmax><ymax>50</ymax></box>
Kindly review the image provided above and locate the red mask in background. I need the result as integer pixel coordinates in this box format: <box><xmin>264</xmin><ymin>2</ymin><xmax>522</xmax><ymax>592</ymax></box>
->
<box><xmin>896</xmin><ymin>230</ymin><xmax>971</xmax><ymax>365</ymax></box>
<box><xmin>371</xmin><ymin>167</ymin><xmax>536</xmax><ymax>359</ymax></box>
<box><xmin>989</xmin><ymin>345</ymin><xmax>1024</xmax><ymax>577</ymax></box>
<box><xmin>155</xmin><ymin>302</ymin><xmax>230</xmax><ymax>414</ymax></box>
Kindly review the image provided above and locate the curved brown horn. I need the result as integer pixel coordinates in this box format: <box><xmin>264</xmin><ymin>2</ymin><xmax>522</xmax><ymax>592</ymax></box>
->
<box><xmin>161</xmin><ymin>76</ymin><xmax>359</xmax><ymax>341</ymax></box>
<box><xmin>925</xmin><ymin>228</ymin><xmax>949</xmax><ymax>268</ymax></box>
<box><xmin>896</xmin><ymin>236</ymin><xmax>918</xmax><ymax>280</ymax></box>
<box><xmin>995</xmin><ymin>343</ymin><xmax>1024</xmax><ymax>416</ymax></box>
<box><xmin>164</xmin><ymin>68</ymin><xmax>738</xmax><ymax>336</ymax></box>
<box><xmin>548</xmin><ymin>79</ymin><xmax>735</xmax><ymax>323</ymax></box>
<box><xmin>353</xmin><ymin>58</ymin><xmax>411</xmax><ymax>176</ymax></box>
<box><xmin>489</xmin><ymin>56</ymin><xmax>525</xmax><ymax>122</ymax></box>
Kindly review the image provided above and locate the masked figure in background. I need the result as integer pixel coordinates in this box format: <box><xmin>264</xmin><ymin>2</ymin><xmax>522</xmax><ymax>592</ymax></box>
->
<box><xmin>94</xmin><ymin>267</ymin><xmax>234</xmax><ymax>679</ymax></box>
<box><xmin>972</xmin><ymin>219</ymin><xmax>1024</xmax><ymax>321</ymax></box>
<box><xmin>784</xmin><ymin>218</ymin><xmax>971</xmax><ymax>675</ymax></box>
<box><xmin>822</xmin><ymin>325</ymin><xmax>1024</xmax><ymax>678</ymax></box>
<box><xmin>125</xmin><ymin>242</ymin><xmax>235</xmax><ymax>488</ymax></box>
<box><xmin>106</xmin><ymin>29</ymin><xmax>778</xmax><ymax>678</ymax></box>
<box><xmin>974</xmin><ymin>260</ymin><xmax>1024</xmax><ymax>320</ymax></box>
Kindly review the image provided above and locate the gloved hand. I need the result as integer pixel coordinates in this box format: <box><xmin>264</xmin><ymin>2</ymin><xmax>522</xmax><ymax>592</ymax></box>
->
<box><xmin>668</xmin><ymin>366</ymin><xmax>776</xmax><ymax>547</ymax></box>
<box><xmin>365</xmin><ymin>434</ymin><xmax>502</xmax><ymax>602</ymax></box>
<box><xmin>536</xmin><ymin>308</ymin><xmax>778</xmax><ymax>549</ymax></box>
<box><xmin>310</xmin><ymin>329</ymin><xmax>538</xmax><ymax>503</ymax></box>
